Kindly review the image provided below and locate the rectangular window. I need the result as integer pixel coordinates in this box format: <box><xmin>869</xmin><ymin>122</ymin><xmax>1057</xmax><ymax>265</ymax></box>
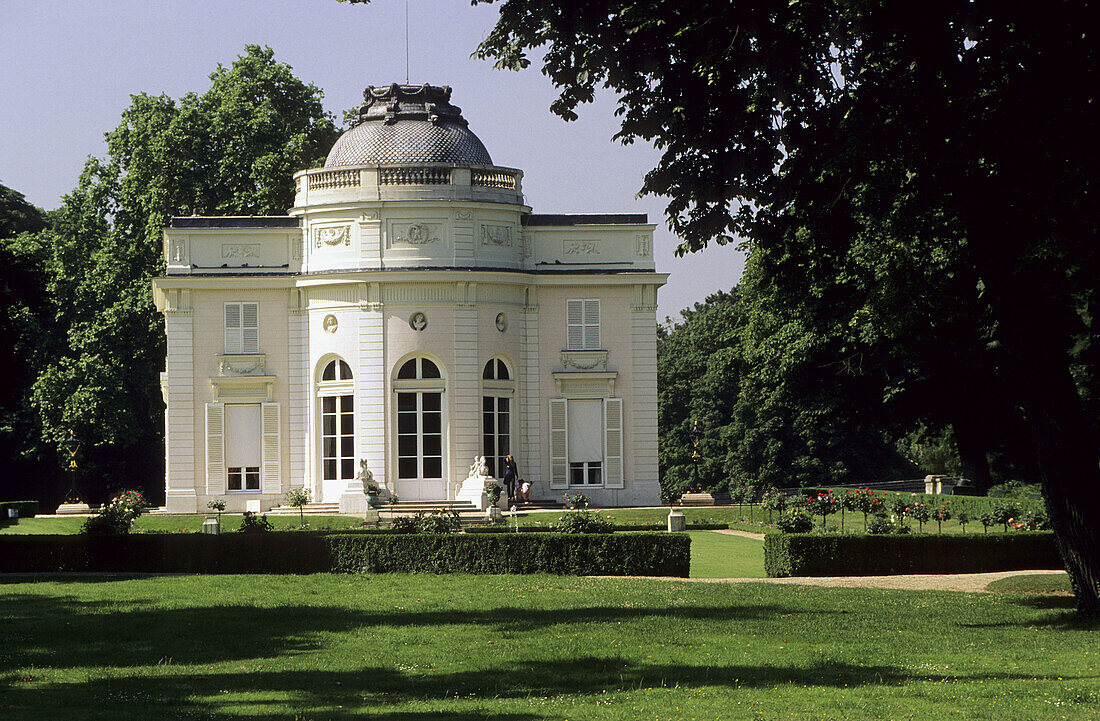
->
<box><xmin>224</xmin><ymin>302</ymin><xmax>259</xmax><ymax>354</ymax></box>
<box><xmin>225</xmin><ymin>404</ymin><xmax>261</xmax><ymax>492</ymax></box>
<box><xmin>321</xmin><ymin>394</ymin><xmax>355</xmax><ymax>481</ymax></box>
<box><xmin>566</xmin><ymin>299</ymin><xmax>600</xmax><ymax>349</ymax></box>
<box><xmin>482</xmin><ymin>395</ymin><xmax>510</xmax><ymax>479</ymax></box>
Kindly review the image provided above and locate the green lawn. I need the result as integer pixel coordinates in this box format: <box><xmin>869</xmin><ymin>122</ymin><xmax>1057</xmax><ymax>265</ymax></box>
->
<box><xmin>987</xmin><ymin>573</ymin><xmax>1074</xmax><ymax>595</ymax></box>
<box><xmin>1</xmin><ymin>574</ymin><xmax>1096</xmax><ymax>720</ymax></box>
<box><xmin>688</xmin><ymin>531</ymin><xmax>765</xmax><ymax>578</ymax></box>
<box><xmin>0</xmin><ymin>514</ymin><xmax>368</xmax><ymax>535</ymax></box>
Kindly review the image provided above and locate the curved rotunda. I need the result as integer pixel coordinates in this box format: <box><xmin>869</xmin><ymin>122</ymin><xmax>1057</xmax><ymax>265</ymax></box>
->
<box><xmin>153</xmin><ymin>83</ymin><xmax>665</xmax><ymax>514</ymax></box>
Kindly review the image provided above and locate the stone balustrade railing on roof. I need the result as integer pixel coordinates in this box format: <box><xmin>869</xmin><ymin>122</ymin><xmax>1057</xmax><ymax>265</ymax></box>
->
<box><xmin>292</xmin><ymin>163</ymin><xmax>524</xmax><ymax>209</ymax></box>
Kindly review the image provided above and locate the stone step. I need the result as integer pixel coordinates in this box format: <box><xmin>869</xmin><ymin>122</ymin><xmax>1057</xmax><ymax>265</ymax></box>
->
<box><xmin>266</xmin><ymin>503</ymin><xmax>340</xmax><ymax>516</ymax></box>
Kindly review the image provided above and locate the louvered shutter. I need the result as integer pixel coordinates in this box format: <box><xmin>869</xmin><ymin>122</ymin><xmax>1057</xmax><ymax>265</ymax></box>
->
<box><xmin>224</xmin><ymin>303</ymin><xmax>241</xmax><ymax>354</ymax></box>
<box><xmin>242</xmin><ymin>302</ymin><xmax>259</xmax><ymax>353</ymax></box>
<box><xmin>205</xmin><ymin>403</ymin><xmax>225</xmax><ymax>494</ymax></box>
<box><xmin>583</xmin><ymin>299</ymin><xmax>600</xmax><ymax>349</ymax></box>
<box><xmin>261</xmin><ymin>402</ymin><xmax>280</xmax><ymax>493</ymax></box>
<box><xmin>604</xmin><ymin>398</ymin><xmax>624</xmax><ymax>488</ymax></box>
<box><xmin>549</xmin><ymin>398</ymin><xmax>568</xmax><ymax>489</ymax></box>
<box><xmin>566</xmin><ymin>299</ymin><xmax>583</xmax><ymax>349</ymax></box>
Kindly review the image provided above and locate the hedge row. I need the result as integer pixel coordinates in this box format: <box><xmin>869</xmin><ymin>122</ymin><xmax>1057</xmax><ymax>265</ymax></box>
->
<box><xmin>0</xmin><ymin>532</ymin><xmax>690</xmax><ymax>577</ymax></box>
<box><xmin>764</xmin><ymin>532</ymin><xmax>1062</xmax><ymax>577</ymax></box>
<box><xmin>465</xmin><ymin>522</ymin><xmax>728</xmax><ymax>533</ymax></box>
<box><xmin>0</xmin><ymin>500</ymin><xmax>39</xmax><ymax>518</ymax></box>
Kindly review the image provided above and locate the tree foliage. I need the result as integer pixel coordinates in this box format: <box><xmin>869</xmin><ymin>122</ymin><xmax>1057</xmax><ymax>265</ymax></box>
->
<box><xmin>29</xmin><ymin>45</ymin><xmax>338</xmax><ymax>505</ymax></box>
<box><xmin>471</xmin><ymin>1</ymin><xmax>1098</xmax><ymax>612</ymax></box>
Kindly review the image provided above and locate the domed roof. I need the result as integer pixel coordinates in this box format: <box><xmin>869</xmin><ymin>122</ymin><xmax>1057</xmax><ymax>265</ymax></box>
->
<box><xmin>325</xmin><ymin>84</ymin><xmax>493</xmax><ymax>167</ymax></box>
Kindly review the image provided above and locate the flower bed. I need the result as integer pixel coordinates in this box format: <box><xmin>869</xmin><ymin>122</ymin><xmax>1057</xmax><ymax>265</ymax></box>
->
<box><xmin>764</xmin><ymin>532</ymin><xmax>1061</xmax><ymax>577</ymax></box>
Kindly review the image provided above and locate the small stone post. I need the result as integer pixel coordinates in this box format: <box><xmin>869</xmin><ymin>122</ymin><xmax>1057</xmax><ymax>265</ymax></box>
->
<box><xmin>667</xmin><ymin>507</ymin><xmax>686</xmax><ymax>532</ymax></box>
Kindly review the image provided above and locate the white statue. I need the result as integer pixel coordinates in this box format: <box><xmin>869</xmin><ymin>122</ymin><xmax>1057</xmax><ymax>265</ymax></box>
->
<box><xmin>469</xmin><ymin>455</ymin><xmax>489</xmax><ymax>478</ymax></box>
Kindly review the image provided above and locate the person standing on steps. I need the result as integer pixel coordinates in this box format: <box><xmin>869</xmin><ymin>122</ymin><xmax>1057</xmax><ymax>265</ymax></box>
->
<box><xmin>502</xmin><ymin>454</ymin><xmax>518</xmax><ymax>502</ymax></box>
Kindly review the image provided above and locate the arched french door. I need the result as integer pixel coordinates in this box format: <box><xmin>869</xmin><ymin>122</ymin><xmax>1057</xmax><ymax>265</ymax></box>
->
<box><xmin>317</xmin><ymin>358</ymin><xmax>354</xmax><ymax>502</ymax></box>
<box><xmin>482</xmin><ymin>357</ymin><xmax>514</xmax><ymax>479</ymax></box>
<box><xmin>393</xmin><ymin>357</ymin><xmax>445</xmax><ymax>500</ymax></box>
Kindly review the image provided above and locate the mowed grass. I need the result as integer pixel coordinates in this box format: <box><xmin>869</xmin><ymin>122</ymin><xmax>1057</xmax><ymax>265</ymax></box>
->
<box><xmin>987</xmin><ymin>572</ymin><xmax>1074</xmax><ymax>595</ymax></box>
<box><xmin>688</xmin><ymin>531</ymin><xmax>765</xmax><ymax>578</ymax></box>
<box><xmin>0</xmin><ymin>514</ymin><xmax>367</xmax><ymax>535</ymax></box>
<box><xmin>2</xmin><ymin>574</ymin><xmax>1097</xmax><ymax>720</ymax></box>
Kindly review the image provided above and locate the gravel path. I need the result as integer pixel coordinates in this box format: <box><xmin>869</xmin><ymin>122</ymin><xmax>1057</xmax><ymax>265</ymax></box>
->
<box><xmin>685</xmin><ymin>569</ymin><xmax>1067</xmax><ymax>592</ymax></box>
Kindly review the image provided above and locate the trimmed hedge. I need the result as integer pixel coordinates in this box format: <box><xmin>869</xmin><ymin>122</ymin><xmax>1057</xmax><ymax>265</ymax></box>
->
<box><xmin>465</xmin><ymin>522</ymin><xmax>728</xmax><ymax>533</ymax></box>
<box><xmin>0</xmin><ymin>500</ymin><xmax>39</xmax><ymax>518</ymax></box>
<box><xmin>764</xmin><ymin>532</ymin><xmax>1062</xmax><ymax>577</ymax></box>
<box><xmin>0</xmin><ymin>531</ymin><xmax>690</xmax><ymax>577</ymax></box>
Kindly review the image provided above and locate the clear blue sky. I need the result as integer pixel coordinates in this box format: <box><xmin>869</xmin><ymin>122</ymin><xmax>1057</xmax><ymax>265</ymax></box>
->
<box><xmin>0</xmin><ymin>0</ymin><xmax>745</xmax><ymax>319</ymax></box>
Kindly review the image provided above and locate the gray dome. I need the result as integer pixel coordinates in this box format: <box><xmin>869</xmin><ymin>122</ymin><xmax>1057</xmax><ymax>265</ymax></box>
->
<box><xmin>325</xmin><ymin>84</ymin><xmax>492</xmax><ymax>167</ymax></box>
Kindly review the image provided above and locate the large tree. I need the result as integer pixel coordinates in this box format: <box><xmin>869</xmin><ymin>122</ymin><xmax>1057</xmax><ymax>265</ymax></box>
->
<box><xmin>460</xmin><ymin>1</ymin><xmax>1098</xmax><ymax>612</ymax></box>
<box><xmin>31</xmin><ymin>45</ymin><xmax>338</xmax><ymax>505</ymax></box>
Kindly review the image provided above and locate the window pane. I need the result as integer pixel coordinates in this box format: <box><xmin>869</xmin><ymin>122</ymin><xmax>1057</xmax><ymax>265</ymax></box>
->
<box><xmin>322</xmin><ymin>361</ymin><xmax>336</xmax><ymax>381</ymax></box>
<box><xmin>341</xmin><ymin>458</ymin><xmax>355</xmax><ymax>480</ymax></box>
<box><xmin>483</xmin><ymin>435</ymin><xmax>495</xmax><ymax>462</ymax></box>
<box><xmin>398</xmin><ymin>434</ymin><xmax>417</xmax><ymax>456</ymax></box>
<box><xmin>338</xmin><ymin>360</ymin><xmax>352</xmax><ymax>380</ymax></box>
<box><xmin>497</xmin><ymin>412</ymin><xmax>509</xmax><ymax>435</ymax></box>
<box><xmin>397</xmin><ymin>393</ymin><xmax>416</xmax><ymax>411</ymax></box>
<box><xmin>340</xmin><ymin>413</ymin><xmax>354</xmax><ymax>433</ymax></box>
<box><xmin>397</xmin><ymin>360</ymin><xmax>417</xmax><ymax>379</ymax></box>
<box><xmin>245</xmin><ymin>468</ymin><xmax>260</xmax><ymax>490</ymax></box>
<box><xmin>499</xmin><ymin>397</ymin><xmax>509</xmax><ymax>413</ymax></box>
<box><xmin>483</xmin><ymin>396</ymin><xmax>494</xmax><ymax>412</ymax></box>
<box><xmin>228</xmin><ymin>467</ymin><xmax>242</xmax><ymax>490</ymax></box>
<box><xmin>323</xmin><ymin>415</ymin><xmax>336</xmax><ymax>436</ymax></box>
<box><xmin>341</xmin><ymin>436</ymin><xmax>354</xmax><ymax>457</ymax></box>
<box><xmin>486</xmin><ymin>456</ymin><xmax>497</xmax><ymax>478</ymax></box>
<box><xmin>422</xmin><ymin>435</ymin><xmax>441</xmax><ymax>457</ymax></box>
<box><xmin>497</xmin><ymin>359</ymin><xmax>509</xmax><ymax>380</ymax></box>
<box><xmin>398</xmin><ymin>412</ymin><xmax>417</xmax><ymax>434</ymax></box>
<box><xmin>324</xmin><ymin>459</ymin><xmax>337</xmax><ymax>481</ymax></box>
<box><xmin>322</xmin><ymin>396</ymin><xmax>336</xmax><ymax>413</ymax></box>
<box><xmin>423</xmin><ymin>457</ymin><xmax>442</xmax><ymax>479</ymax></box>
<box><xmin>323</xmin><ymin>437</ymin><xmax>336</xmax><ymax>459</ymax></box>
<box><xmin>483</xmin><ymin>361</ymin><xmax>494</xmax><ymax>380</ymax></box>
<box><xmin>423</xmin><ymin>412</ymin><xmax>441</xmax><ymax>434</ymax></box>
<box><xmin>483</xmin><ymin>412</ymin><xmax>494</xmax><ymax>434</ymax></box>
<box><xmin>422</xmin><ymin>393</ymin><xmax>441</xmax><ymax>411</ymax></box>
<box><xmin>421</xmin><ymin>359</ymin><xmax>441</xmax><ymax>378</ymax></box>
<box><xmin>340</xmin><ymin>395</ymin><xmax>354</xmax><ymax>412</ymax></box>
<box><xmin>570</xmin><ymin>464</ymin><xmax>584</xmax><ymax>486</ymax></box>
<box><xmin>398</xmin><ymin>458</ymin><xmax>417</xmax><ymax>479</ymax></box>
<box><xmin>589</xmin><ymin>465</ymin><xmax>602</xmax><ymax>485</ymax></box>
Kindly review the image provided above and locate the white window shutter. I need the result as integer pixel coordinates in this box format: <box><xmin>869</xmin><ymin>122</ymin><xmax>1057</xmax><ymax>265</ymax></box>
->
<box><xmin>242</xmin><ymin>302</ymin><xmax>259</xmax><ymax>353</ymax></box>
<box><xmin>261</xmin><ymin>402</ymin><xmax>280</xmax><ymax>494</ymax></box>
<box><xmin>549</xmin><ymin>398</ymin><xmax>568</xmax><ymax>489</ymax></box>
<box><xmin>584</xmin><ymin>300</ymin><xmax>600</xmax><ymax>349</ymax></box>
<box><xmin>224</xmin><ymin>303</ymin><xmax>241</xmax><ymax>354</ymax></box>
<box><xmin>604</xmin><ymin>398</ymin><xmax>624</xmax><ymax>488</ymax></box>
<box><xmin>566</xmin><ymin>299</ymin><xmax>583</xmax><ymax>349</ymax></box>
<box><xmin>205</xmin><ymin>403</ymin><xmax>225</xmax><ymax>494</ymax></box>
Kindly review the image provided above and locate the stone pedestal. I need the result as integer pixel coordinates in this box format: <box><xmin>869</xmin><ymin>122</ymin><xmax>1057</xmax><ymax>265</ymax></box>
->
<box><xmin>924</xmin><ymin>475</ymin><xmax>946</xmax><ymax>495</ymax></box>
<box><xmin>202</xmin><ymin>517</ymin><xmax>220</xmax><ymax>534</ymax></box>
<box><xmin>456</xmin><ymin>474</ymin><xmax>494</xmax><ymax>510</ymax></box>
<box><xmin>339</xmin><ymin>479</ymin><xmax>368</xmax><ymax>515</ymax></box>
<box><xmin>56</xmin><ymin>502</ymin><xmax>93</xmax><ymax>515</ymax></box>
<box><xmin>667</xmin><ymin>508</ymin><xmax>686</xmax><ymax>532</ymax></box>
<box><xmin>485</xmin><ymin>506</ymin><xmax>503</xmax><ymax>523</ymax></box>
<box><xmin>362</xmin><ymin>508</ymin><xmax>380</xmax><ymax>525</ymax></box>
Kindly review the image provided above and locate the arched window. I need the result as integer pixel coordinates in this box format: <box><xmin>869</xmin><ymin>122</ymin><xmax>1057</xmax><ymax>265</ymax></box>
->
<box><xmin>393</xmin><ymin>357</ymin><xmax>445</xmax><ymax>500</ymax></box>
<box><xmin>317</xmin><ymin>359</ymin><xmax>354</xmax><ymax>485</ymax></box>
<box><xmin>482</xmin><ymin>357</ymin><xmax>515</xmax><ymax>478</ymax></box>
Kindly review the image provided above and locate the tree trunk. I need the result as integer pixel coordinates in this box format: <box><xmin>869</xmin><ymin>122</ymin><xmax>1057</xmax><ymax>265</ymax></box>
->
<box><xmin>952</xmin><ymin>416</ymin><xmax>992</xmax><ymax>494</ymax></box>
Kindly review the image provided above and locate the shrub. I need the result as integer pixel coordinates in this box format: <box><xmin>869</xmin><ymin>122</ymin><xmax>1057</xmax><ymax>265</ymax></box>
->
<box><xmin>554</xmin><ymin>509</ymin><xmax>614</xmax><ymax>534</ymax></box>
<box><xmin>486</xmin><ymin>482</ymin><xmax>502</xmax><ymax>505</ymax></box>
<box><xmin>390</xmin><ymin>515</ymin><xmax>419</xmax><ymax>533</ymax></box>
<box><xmin>931</xmin><ymin>503</ymin><xmax>952</xmax><ymax>533</ymax></box>
<box><xmin>207</xmin><ymin>499</ymin><xmax>226</xmax><ymax>518</ymax></box>
<box><xmin>563</xmin><ymin>490</ymin><xmax>590</xmax><ymax>509</ymax></box>
<box><xmin>847</xmin><ymin>488</ymin><xmax>884</xmax><ymax>531</ymax></box>
<box><xmin>415</xmin><ymin>508</ymin><xmax>462</xmax><ymax>534</ymax></box>
<box><xmin>804</xmin><ymin>491</ymin><xmax>839</xmax><ymax>528</ymax></box>
<box><xmin>238</xmin><ymin>512</ymin><xmax>273</xmax><ymax>533</ymax></box>
<box><xmin>777</xmin><ymin>506</ymin><xmax>813</xmax><ymax>533</ymax></box>
<box><xmin>0</xmin><ymin>500</ymin><xmax>39</xmax><ymax>518</ymax></box>
<box><xmin>909</xmin><ymin>502</ymin><xmax>932</xmax><ymax>532</ymax></box>
<box><xmin>866</xmin><ymin>516</ymin><xmax>894</xmax><ymax>534</ymax></box>
<box><xmin>81</xmin><ymin>489</ymin><xmax>148</xmax><ymax>536</ymax></box>
<box><xmin>761</xmin><ymin>488</ymin><xmax>788</xmax><ymax>522</ymax></box>
<box><xmin>284</xmin><ymin>487</ymin><xmax>311</xmax><ymax>524</ymax></box>
<box><xmin>764</xmin><ymin>532</ymin><xmax>1061</xmax><ymax>577</ymax></box>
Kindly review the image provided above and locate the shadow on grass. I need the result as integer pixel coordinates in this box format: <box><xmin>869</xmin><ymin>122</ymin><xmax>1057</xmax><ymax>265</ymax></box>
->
<box><xmin>0</xmin><ymin>592</ymin><xmax>831</xmax><ymax>673</ymax></box>
<box><xmin>1</xmin><ymin>658</ymin><xmax>1049</xmax><ymax>720</ymax></box>
<box><xmin>958</xmin><ymin>594</ymin><xmax>1100</xmax><ymax>631</ymax></box>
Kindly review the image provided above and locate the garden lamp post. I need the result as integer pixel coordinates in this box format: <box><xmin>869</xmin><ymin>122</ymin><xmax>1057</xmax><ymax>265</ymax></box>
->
<box><xmin>690</xmin><ymin>420</ymin><xmax>703</xmax><ymax>492</ymax></box>
<box><xmin>63</xmin><ymin>429</ymin><xmax>82</xmax><ymax>504</ymax></box>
